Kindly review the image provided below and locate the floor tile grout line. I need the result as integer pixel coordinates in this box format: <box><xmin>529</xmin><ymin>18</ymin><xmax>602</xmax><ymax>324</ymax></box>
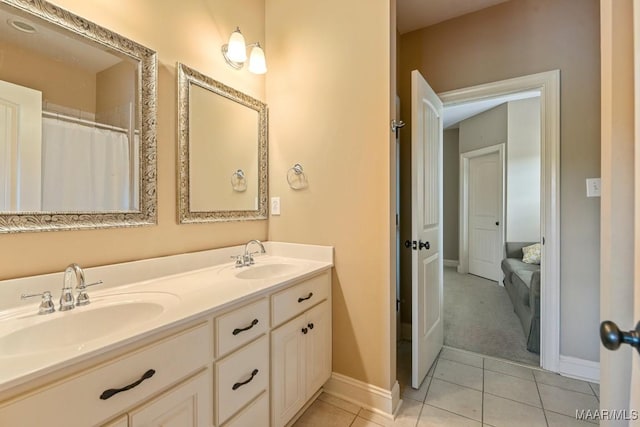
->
<box><xmin>534</xmin><ymin>379</ymin><xmax>598</xmax><ymax>397</ymax></box>
<box><xmin>481</xmin><ymin>357</ymin><xmax>485</xmax><ymax>425</ymax></box>
<box><xmin>482</xmin><ymin>390</ymin><xmax>546</xmax><ymax>410</ymax></box>
<box><xmin>421</xmin><ymin>373</ymin><xmax>434</xmax><ymax>404</ymax></box>
<box><xmin>429</xmin><ymin>376</ymin><xmax>483</xmax><ymax>392</ymax></box>
<box><xmin>318</xmin><ymin>395</ymin><xmax>361</xmax><ymax>416</ymax></box>
<box><xmin>483</xmin><ymin>367</ymin><xmax>537</xmax><ymax>383</ymax></box>
<box><xmin>422</xmin><ymin>402</ymin><xmax>484</xmax><ymax>424</ymax></box>
<box><xmin>438</xmin><ymin>355</ymin><xmax>484</xmax><ymax>369</ymax></box>
<box><xmin>532</xmin><ymin>369</ymin><xmax>550</xmax><ymax>427</ymax></box>
<box><xmin>588</xmin><ymin>382</ymin><xmax>600</xmax><ymax>400</ymax></box>
<box><xmin>544</xmin><ymin>408</ymin><xmax>600</xmax><ymax>425</ymax></box>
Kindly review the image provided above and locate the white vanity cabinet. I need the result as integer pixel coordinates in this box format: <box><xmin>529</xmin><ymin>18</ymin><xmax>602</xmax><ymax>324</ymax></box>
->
<box><xmin>271</xmin><ymin>272</ymin><xmax>332</xmax><ymax>427</ymax></box>
<box><xmin>101</xmin><ymin>369</ymin><xmax>211</xmax><ymax>427</ymax></box>
<box><xmin>0</xmin><ymin>258</ymin><xmax>333</xmax><ymax>427</ymax></box>
<box><xmin>128</xmin><ymin>369</ymin><xmax>211</xmax><ymax>426</ymax></box>
<box><xmin>0</xmin><ymin>322</ymin><xmax>213</xmax><ymax>427</ymax></box>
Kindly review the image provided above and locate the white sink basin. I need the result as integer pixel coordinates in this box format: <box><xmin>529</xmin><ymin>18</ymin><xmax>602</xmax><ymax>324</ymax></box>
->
<box><xmin>235</xmin><ymin>263</ymin><xmax>300</xmax><ymax>280</ymax></box>
<box><xmin>0</xmin><ymin>292</ymin><xmax>179</xmax><ymax>356</ymax></box>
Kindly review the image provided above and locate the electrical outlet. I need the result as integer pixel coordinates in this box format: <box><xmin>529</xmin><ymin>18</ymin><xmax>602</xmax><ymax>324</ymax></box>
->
<box><xmin>271</xmin><ymin>197</ymin><xmax>281</xmax><ymax>215</ymax></box>
<box><xmin>586</xmin><ymin>178</ymin><xmax>601</xmax><ymax>198</ymax></box>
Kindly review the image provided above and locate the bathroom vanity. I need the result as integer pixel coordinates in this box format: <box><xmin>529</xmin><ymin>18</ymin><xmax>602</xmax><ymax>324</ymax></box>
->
<box><xmin>0</xmin><ymin>242</ymin><xmax>333</xmax><ymax>427</ymax></box>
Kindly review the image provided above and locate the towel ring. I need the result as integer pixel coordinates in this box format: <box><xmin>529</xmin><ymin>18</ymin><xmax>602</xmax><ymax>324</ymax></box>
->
<box><xmin>287</xmin><ymin>163</ymin><xmax>308</xmax><ymax>190</ymax></box>
<box><xmin>231</xmin><ymin>169</ymin><xmax>247</xmax><ymax>192</ymax></box>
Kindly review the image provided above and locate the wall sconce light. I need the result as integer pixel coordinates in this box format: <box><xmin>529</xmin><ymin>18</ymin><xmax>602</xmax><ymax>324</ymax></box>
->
<box><xmin>221</xmin><ymin>27</ymin><xmax>267</xmax><ymax>74</ymax></box>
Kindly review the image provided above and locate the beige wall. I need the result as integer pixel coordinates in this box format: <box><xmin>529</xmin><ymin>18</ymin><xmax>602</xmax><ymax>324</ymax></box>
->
<box><xmin>266</xmin><ymin>0</ymin><xmax>394</xmax><ymax>389</ymax></box>
<box><xmin>399</xmin><ymin>0</ymin><xmax>601</xmax><ymax>361</ymax></box>
<box><xmin>189</xmin><ymin>85</ymin><xmax>259</xmax><ymax>212</ymax></box>
<box><xmin>0</xmin><ymin>39</ymin><xmax>96</xmax><ymax>112</ymax></box>
<box><xmin>96</xmin><ymin>60</ymin><xmax>137</xmax><ymax>128</ymax></box>
<box><xmin>0</xmin><ymin>0</ymin><xmax>267</xmax><ymax>280</ymax></box>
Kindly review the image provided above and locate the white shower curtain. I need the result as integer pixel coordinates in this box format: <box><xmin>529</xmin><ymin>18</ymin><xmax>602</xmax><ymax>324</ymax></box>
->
<box><xmin>41</xmin><ymin>117</ymin><xmax>131</xmax><ymax>211</ymax></box>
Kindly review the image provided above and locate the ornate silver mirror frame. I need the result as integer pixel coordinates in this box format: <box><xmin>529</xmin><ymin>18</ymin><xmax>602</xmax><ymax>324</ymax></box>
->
<box><xmin>177</xmin><ymin>62</ymin><xmax>268</xmax><ymax>223</ymax></box>
<box><xmin>0</xmin><ymin>0</ymin><xmax>157</xmax><ymax>233</ymax></box>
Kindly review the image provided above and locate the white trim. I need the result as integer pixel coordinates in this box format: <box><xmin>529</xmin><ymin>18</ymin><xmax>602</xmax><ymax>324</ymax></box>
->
<box><xmin>323</xmin><ymin>372</ymin><xmax>400</xmax><ymax>419</ymax></box>
<box><xmin>439</xmin><ymin>70</ymin><xmax>561</xmax><ymax>373</ymax></box>
<box><xmin>457</xmin><ymin>143</ymin><xmax>506</xmax><ymax>281</ymax></box>
<box><xmin>443</xmin><ymin>259</ymin><xmax>459</xmax><ymax>267</ymax></box>
<box><xmin>557</xmin><ymin>355</ymin><xmax>600</xmax><ymax>384</ymax></box>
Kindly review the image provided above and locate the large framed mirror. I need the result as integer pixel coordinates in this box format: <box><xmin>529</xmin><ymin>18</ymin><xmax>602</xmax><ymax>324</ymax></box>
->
<box><xmin>177</xmin><ymin>63</ymin><xmax>267</xmax><ymax>223</ymax></box>
<box><xmin>0</xmin><ymin>0</ymin><xmax>157</xmax><ymax>233</ymax></box>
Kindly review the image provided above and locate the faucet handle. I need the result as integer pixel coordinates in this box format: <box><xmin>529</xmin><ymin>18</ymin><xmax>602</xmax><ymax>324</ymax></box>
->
<box><xmin>59</xmin><ymin>287</ymin><xmax>75</xmax><ymax>311</ymax></box>
<box><xmin>21</xmin><ymin>291</ymin><xmax>56</xmax><ymax>315</ymax></box>
<box><xmin>76</xmin><ymin>280</ymin><xmax>103</xmax><ymax>306</ymax></box>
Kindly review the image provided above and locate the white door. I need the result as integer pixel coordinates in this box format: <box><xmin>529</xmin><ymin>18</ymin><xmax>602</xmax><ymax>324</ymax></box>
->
<box><xmin>411</xmin><ymin>70</ymin><xmax>443</xmax><ymax>389</ymax></box>
<box><xmin>468</xmin><ymin>152</ymin><xmax>502</xmax><ymax>281</ymax></box>
<box><xmin>599</xmin><ymin>0</ymin><xmax>640</xmax><ymax>419</ymax></box>
<box><xmin>0</xmin><ymin>80</ymin><xmax>42</xmax><ymax>211</ymax></box>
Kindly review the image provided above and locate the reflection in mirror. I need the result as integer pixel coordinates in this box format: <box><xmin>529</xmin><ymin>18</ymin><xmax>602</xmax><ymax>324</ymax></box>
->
<box><xmin>0</xmin><ymin>0</ymin><xmax>157</xmax><ymax>233</ymax></box>
<box><xmin>177</xmin><ymin>63</ymin><xmax>267</xmax><ymax>223</ymax></box>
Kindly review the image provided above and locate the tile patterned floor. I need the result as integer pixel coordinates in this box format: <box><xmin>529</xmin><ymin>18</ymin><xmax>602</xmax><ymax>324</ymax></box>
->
<box><xmin>294</xmin><ymin>346</ymin><xmax>600</xmax><ymax>427</ymax></box>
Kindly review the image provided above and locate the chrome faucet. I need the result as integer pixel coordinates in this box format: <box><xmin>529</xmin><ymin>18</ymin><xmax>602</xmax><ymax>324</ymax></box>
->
<box><xmin>20</xmin><ymin>264</ymin><xmax>103</xmax><ymax>315</ymax></box>
<box><xmin>61</xmin><ymin>263</ymin><xmax>103</xmax><ymax>310</ymax></box>
<box><xmin>233</xmin><ymin>240</ymin><xmax>266</xmax><ymax>267</ymax></box>
<box><xmin>59</xmin><ymin>263</ymin><xmax>82</xmax><ymax>311</ymax></box>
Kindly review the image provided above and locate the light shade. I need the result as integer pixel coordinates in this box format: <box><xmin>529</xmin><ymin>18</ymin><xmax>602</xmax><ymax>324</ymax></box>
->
<box><xmin>226</xmin><ymin>28</ymin><xmax>247</xmax><ymax>63</ymax></box>
<box><xmin>248</xmin><ymin>44</ymin><xmax>267</xmax><ymax>74</ymax></box>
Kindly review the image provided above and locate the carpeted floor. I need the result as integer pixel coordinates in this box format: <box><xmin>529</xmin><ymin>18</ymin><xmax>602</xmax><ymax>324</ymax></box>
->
<box><xmin>444</xmin><ymin>266</ymin><xmax>540</xmax><ymax>366</ymax></box>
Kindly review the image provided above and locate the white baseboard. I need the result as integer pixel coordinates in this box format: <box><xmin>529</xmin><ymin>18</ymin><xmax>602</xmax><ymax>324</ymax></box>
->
<box><xmin>323</xmin><ymin>372</ymin><xmax>400</xmax><ymax>419</ymax></box>
<box><xmin>557</xmin><ymin>355</ymin><xmax>600</xmax><ymax>383</ymax></box>
<box><xmin>444</xmin><ymin>259</ymin><xmax>459</xmax><ymax>268</ymax></box>
<box><xmin>401</xmin><ymin>322</ymin><xmax>411</xmax><ymax>341</ymax></box>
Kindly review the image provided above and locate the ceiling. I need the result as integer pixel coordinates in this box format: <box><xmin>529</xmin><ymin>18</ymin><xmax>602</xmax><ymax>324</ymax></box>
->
<box><xmin>444</xmin><ymin>91</ymin><xmax>540</xmax><ymax>129</ymax></box>
<box><xmin>397</xmin><ymin>0</ymin><xmax>510</xmax><ymax>34</ymax></box>
<box><xmin>0</xmin><ymin>5</ymin><xmax>123</xmax><ymax>74</ymax></box>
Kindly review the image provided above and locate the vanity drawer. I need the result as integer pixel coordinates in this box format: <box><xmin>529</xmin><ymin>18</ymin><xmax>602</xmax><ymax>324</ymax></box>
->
<box><xmin>271</xmin><ymin>271</ymin><xmax>330</xmax><ymax>327</ymax></box>
<box><xmin>216</xmin><ymin>335</ymin><xmax>269</xmax><ymax>425</ymax></box>
<box><xmin>0</xmin><ymin>323</ymin><xmax>211</xmax><ymax>427</ymax></box>
<box><xmin>216</xmin><ymin>298</ymin><xmax>269</xmax><ymax>357</ymax></box>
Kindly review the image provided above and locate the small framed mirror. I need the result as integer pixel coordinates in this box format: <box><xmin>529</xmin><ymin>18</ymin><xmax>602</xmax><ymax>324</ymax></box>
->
<box><xmin>177</xmin><ymin>63</ymin><xmax>267</xmax><ymax>223</ymax></box>
<box><xmin>0</xmin><ymin>0</ymin><xmax>157</xmax><ymax>233</ymax></box>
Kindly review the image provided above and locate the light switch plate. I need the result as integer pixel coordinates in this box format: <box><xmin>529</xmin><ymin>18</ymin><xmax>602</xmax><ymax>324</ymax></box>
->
<box><xmin>271</xmin><ymin>197</ymin><xmax>281</xmax><ymax>215</ymax></box>
<box><xmin>586</xmin><ymin>178</ymin><xmax>601</xmax><ymax>198</ymax></box>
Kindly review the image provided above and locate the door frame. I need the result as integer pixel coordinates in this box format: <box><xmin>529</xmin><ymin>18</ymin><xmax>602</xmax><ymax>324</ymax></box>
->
<box><xmin>458</xmin><ymin>143</ymin><xmax>506</xmax><ymax>280</ymax></box>
<box><xmin>438</xmin><ymin>70</ymin><xmax>560</xmax><ymax>372</ymax></box>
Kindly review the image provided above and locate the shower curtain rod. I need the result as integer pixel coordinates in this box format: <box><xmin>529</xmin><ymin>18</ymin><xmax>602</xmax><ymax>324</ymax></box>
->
<box><xmin>42</xmin><ymin>110</ymin><xmax>129</xmax><ymax>134</ymax></box>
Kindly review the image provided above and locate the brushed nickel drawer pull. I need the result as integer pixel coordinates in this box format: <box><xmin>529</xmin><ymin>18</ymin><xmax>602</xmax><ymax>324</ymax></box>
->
<box><xmin>232</xmin><ymin>369</ymin><xmax>259</xmax><ymax>390</ymax></box>
<box><xmin>233</xmin><ymin>318</ymin><xmax>259</xmax><ymax>336</ymax></box>
<box><xmin>100</xmin><ymin>369</ymin><xmax>155</xmax><ymax>400</ymax></box>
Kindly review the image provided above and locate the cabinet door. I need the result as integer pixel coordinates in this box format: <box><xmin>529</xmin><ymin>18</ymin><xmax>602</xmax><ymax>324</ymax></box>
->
<box><xmin>271</xmin><ymin>313</ymin><xmax>307</xmax><ymax>427</ymax></box>
<box><xmin>305</xmin><ymin>300</ymin><xmax>332</xmax><ymax>395</ymax></box>
<box><xmin>129</xmin><ymin>369</ymin><xmax>211</xmax><ymax>427</ymax></box>
<box><xmin>224</xmin><ymin>392</ymin><xmax>269</xmax><ymax>427</ymax></box>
